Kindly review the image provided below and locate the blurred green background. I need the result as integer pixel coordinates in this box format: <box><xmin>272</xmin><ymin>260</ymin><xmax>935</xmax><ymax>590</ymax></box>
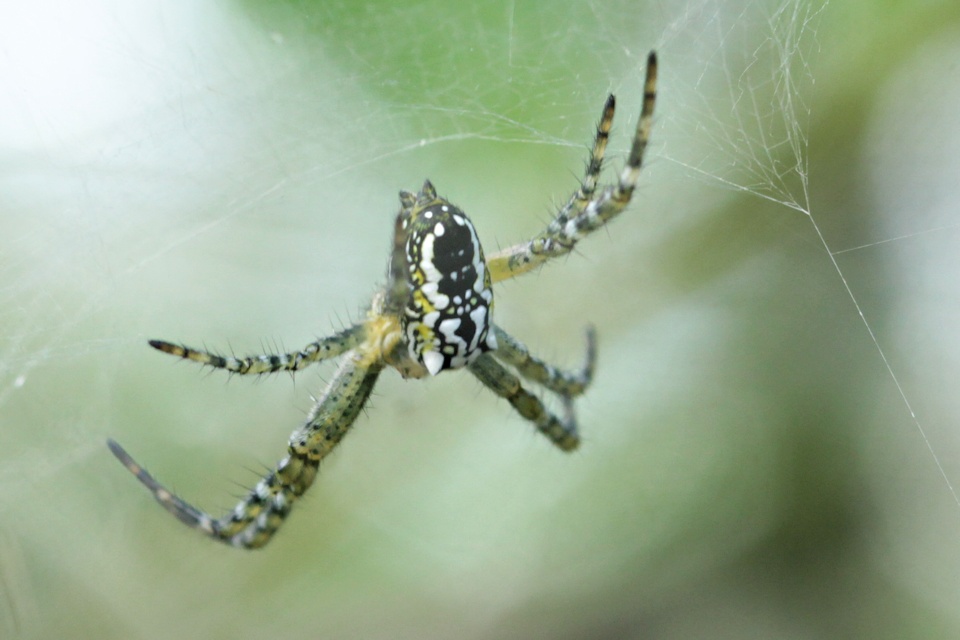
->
<box><xmin>3</xmin><ymin>0</ymin><xmax>960</xmax><ymax>637</ymax></box>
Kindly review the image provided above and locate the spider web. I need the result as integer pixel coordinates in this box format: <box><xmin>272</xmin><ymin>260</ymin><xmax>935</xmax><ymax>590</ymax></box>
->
<box><xmin>2</xmin><ymin>0</ymin><xmax>959</xmax><ymax>637</ymax></box>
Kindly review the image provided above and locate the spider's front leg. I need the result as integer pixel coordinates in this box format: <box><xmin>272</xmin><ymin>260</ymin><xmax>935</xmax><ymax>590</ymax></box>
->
<box><xmin>487</xmin><ymin>51</ymin><xmax>657</xmax><ymax>283</ymax></box>
<box><xmin>148</xmin><ymin>324</ymin><xmax>364</xmax><ymax>375</ymax></box>
<box><xmin>108</xmin><ymin>352</ymin><xmax>381</xmax><ymax>549</ymax></box>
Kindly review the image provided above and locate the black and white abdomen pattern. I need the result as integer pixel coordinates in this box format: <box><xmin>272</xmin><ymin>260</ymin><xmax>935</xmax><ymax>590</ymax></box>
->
<box><xmin>403</xmin><ymin>201</ymin><xmax>497</xmax><ymax>376</ymax></box>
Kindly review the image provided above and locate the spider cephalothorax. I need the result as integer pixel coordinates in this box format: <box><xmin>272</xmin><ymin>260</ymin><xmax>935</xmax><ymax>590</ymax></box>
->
<box><xmin>396</xmin><ymin>181</ymin><xmax>497</xmax><ymax>377</ymax></box>
<box><xmin>108</xmin><ymin>52</ymin><xmax>657</xmax><ymax>548</ymax></box>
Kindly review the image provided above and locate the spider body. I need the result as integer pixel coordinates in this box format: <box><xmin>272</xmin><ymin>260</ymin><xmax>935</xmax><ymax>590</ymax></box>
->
<box><xmin>108</xmin><ymin>52</ymin><xmax>658</xmax><ymax>548</ymax></box>
<box><xmin>399</xmin><ymin>186</ymin><xmax>496</xmax><ymax>377</ymax></box>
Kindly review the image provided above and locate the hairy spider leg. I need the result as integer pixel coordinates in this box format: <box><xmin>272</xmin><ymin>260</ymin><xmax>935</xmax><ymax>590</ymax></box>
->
<box><xmin>383</xmin><ymin>187</ymin><xmax>419</xmax><ymax>316</ymax></box>
<box><xmin>108</xmin><ymin>353</ymin><xmax>381</xmax><ymax>548</ymax></box>
<box><xmin>468</xmin><ymin>353</ymin><xmax>580</xmax><ymax>451</ymax></box>
<box><xmin>487</xmin><ymin>51</ymin><xmax>658</xmax><ymax>283</ymax></box>
<box><xmin>148</xmin><ymin>324</ymin><xmax>365</xmax><ymax>375</ymax></box>
<box><xmin>491</xmin><ymin>324</ymin><xmax>596</xmax><ymax>398</ymax></box>
<box><xmin>555</xmin><ymin>94</ymin><xmax>616</xmax><ymax>226</ymax></box>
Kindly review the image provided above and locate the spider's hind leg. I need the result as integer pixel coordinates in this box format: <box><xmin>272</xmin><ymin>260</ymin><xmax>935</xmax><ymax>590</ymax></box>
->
<box><xmin>490</xmin><ymin>324</ymin><xmax>596</xmax><ymax>398</ymax></box>
<box><xmin>468</xmin><ymin>352</ymin><xmax>581</xmax><ymax>452</ymax></box>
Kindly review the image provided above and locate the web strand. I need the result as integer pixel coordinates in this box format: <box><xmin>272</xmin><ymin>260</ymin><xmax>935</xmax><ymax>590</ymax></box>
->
<box><xmin>810</xmin><ymin>215</ymin><xmax>960</xmax><ymax>508</ymax></box>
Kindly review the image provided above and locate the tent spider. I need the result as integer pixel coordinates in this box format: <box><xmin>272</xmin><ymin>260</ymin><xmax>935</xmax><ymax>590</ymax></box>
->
<box><xmin>108</xmin><ymin>52</ymin><xmax>657</xmax><ymax>548</ymax></box>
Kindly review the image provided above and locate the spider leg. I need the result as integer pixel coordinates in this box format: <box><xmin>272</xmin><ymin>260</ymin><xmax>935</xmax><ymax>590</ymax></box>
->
<box><xmin>468</xmin><ymin>352</ymin><xmax>580</xmax><ymax>451</ymax></box>
<box><xmin>383</xmin><ymin>190</ymin><xmax>415</xmax><ymax>315</ymax></box>
<box><xmin>553</xmin><ymin>93</ymin><xmax>616</xmax><ymax>233</ymax></box>
<box><xmin>148</xmin><ymin>324</ymin><xmax>365</xmax><ymax>375</ymax></box>
<box><xmin>491</xmin><ymin>324</ymin><xmax>595</xmax><ymax>398</ymax></box>
<box><xmin>383</xmin><ymin>180</ymin><xmax>437</xmax><ymax>315</ymax></box>
<box><xmin>108</xmin><ymin>352</ymin><xmax>381</xmax><ymax>549</ymax></box>
<box><xmin>487</xmin><ymin>51</ymin><xmax>657</xmax><ymax>283</ymax></box>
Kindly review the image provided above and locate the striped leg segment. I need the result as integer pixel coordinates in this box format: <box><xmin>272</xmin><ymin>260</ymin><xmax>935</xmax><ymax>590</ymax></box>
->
<box><xmin>491</xmin><ymin>324</ymin><xmax>596</xmax><ymax>398</ymax></box>
<box><xmin>552</xmin><ymin>95</ymin><xmax>616</xmax><ymax>233</ymax></box>
<box><xmin>108</xmin><ymin>352</ymin><xmax>381</xmax><ymax>548</ymax></box>
<box><xmin>148</xmin><ymin>324</ymin><xmax>364</xmax><ymax>375</ymax></box>
<box><xmin>487</xmin><ymin>51</ymin><xmax>658</xmax><ymax>283</ymax></box>
<box><xmin>468</xmin><ymin>353</ymin><xmax>580</xmax><ymax>452</ymax></box>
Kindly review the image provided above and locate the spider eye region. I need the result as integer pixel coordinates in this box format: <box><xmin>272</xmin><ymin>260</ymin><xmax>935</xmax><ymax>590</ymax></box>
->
<box><xmin>403</xmin><ymin>201</ymin><xmax>497</xmax><ymax>375</ymax></box>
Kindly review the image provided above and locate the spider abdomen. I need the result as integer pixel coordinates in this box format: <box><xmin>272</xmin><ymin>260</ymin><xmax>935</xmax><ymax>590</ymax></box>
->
<box><xmin>402</xmin><ymin>196</ymin><xmax>496</xmax><ymax>375</ymax></box>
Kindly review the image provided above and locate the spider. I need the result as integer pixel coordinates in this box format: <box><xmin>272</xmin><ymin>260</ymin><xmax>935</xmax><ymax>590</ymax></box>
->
<box><xmin>108</xmin><ymin>52</ymin><xmax>657</xmax><ymax>549</ymax></box>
